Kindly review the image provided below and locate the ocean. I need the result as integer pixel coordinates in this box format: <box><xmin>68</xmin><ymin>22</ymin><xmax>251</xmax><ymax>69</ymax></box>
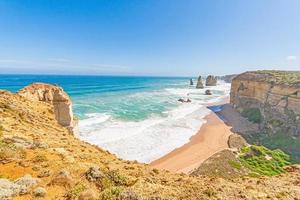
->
<box><xmin>0</xmin><ymin>74</ymin><xmax>231</xmax><ymax>163</ymax></box>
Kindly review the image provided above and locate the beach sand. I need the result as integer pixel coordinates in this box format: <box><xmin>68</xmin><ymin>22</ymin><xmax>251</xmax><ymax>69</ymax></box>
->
<box><xmin>150</xmin><ymin>103</ymin><xmax>234</xmax><ymax>173</ymax></box>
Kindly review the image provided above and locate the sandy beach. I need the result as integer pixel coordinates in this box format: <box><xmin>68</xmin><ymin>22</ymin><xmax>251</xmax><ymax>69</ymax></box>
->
<box><xmin>150</xmin><ymin>104</ymin><xmax>234</xmax><ymax>173</ymax></box>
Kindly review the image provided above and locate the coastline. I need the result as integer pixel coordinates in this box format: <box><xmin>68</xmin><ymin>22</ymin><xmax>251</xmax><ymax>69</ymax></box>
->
<box><xmin>150</xmin><ymin>97</ymin><xmax>233</xmax><ymax>173</ymax></box>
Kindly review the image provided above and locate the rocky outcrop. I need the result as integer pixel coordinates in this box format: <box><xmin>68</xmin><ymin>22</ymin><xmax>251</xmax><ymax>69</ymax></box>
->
<box><xmin>230</xmin><ymin>71</ymin><xmax>300</xmax><ymax>136</ymax></box>
<box><xmin>17</xmin><ymin>83</ymin><xmax>74</xmax><ymax>129</ymax></box>
<box><xmin>205</xmin><ymin>90</ymin><xmax>212</xmax><ymax>95</ymax></box>
<box><xmin>190</xmin><ymin>79</ymin><xmax>193</xmax><ymax>86</ymax></box>
<box><xmin>205</xmin><ymin>75</ymin><xmax>217</xmax><ymax>86</ymax></box>
<box><xmin>228</xmin><ymin>134</ymin><xmax>248</xmax><ymax>150</ymax></box>
<box><xmin>196</xmin><ymin>76</ymin><xmax>204</xmax><ymax>88</ymax></box>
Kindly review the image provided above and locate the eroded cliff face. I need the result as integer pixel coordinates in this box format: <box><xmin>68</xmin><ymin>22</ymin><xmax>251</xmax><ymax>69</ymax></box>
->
<box><xmin>17</xmin><ymin>83</ymin><xmax>74</xmax><ymax>129</ymax></box>
<box><xmin>230</xmin><ymin>71</ymin><xmax>300</xmax><ymax>160</ymax></box>
<box><xmin>231</xmin><ymin>71</ymin><xmax>300</xmax><ymax>136</ymax></box>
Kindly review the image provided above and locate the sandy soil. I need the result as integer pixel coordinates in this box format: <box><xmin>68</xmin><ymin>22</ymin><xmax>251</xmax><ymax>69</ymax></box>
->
<box><xmin>150</xmin><ymin>110</ymin><xmax>234</xmax><ymax>173</ymax></box>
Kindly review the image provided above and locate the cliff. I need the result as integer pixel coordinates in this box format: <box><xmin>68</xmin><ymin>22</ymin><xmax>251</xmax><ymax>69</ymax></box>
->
<box><xmin>17</xmin><ymin>83</ymin><xmax>74</xmax><ymax>130</ymax></box>
<box><xmin>1</xmin><ymin>84</ymin><xmax>300</xmax><ymax>199</ymax></box>
<box><xmin>230</xmin><ymin>70</ymin><xmax>300</xmax><ymax>160</ymax></box>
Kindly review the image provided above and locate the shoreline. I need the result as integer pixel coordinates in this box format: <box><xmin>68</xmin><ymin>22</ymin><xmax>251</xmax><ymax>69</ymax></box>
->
<box><xmin>150</xmin><ymin>97</ymin><xmax>233</xmax><ymax>173</ymax></box>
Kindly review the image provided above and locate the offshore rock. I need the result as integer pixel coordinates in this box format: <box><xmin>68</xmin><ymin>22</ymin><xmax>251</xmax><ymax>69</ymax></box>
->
<box><xmin>205</xmin><ymin>89</ymin><xmax>212</xmax><ymax>95</ymax></box>
<box><xmin>190</xmin><ymin>79</ymin><xmax>194</xmax><ymax>85</ymax></box>
<box><xmin>196</xmin><ymin>76</ymin><xmax>204</xmax><ymax>89</ymax></box>
<box><xmin>206</xmin><ymin>75</ymin><xmax>217</xmax><ymax>86</ymax></box>
<box><xmin>18</xmin><ymin>83</ymin><xmax>74</xmax><ymax>129</ymax></box>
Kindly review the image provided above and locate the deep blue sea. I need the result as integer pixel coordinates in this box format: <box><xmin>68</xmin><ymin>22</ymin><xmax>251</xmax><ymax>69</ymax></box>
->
<box><xmin>0</xmin><ymin>74</ymin><xmax>230</xmax><ymax>162</ymax></box>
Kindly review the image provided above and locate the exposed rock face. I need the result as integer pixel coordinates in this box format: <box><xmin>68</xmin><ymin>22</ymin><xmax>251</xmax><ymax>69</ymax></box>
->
<box><xmin>189</xmin><ymin>79</ymin><xmax>193</xmax><ymax>86</ymax></box>
<box><xmin>196</xmin><ymin>76</ymin><xmax>204</xmax><ymax>88</ymax></box>
<box><xmin>206</xmin><ymin>75</ymin><xmax>217</xmax><ymax>86</ymax></box>
<box><xmin>228</xmin><ymin>134</ymin><xmax>248</xmax><ymax>150</ymax></box>
<box><xmin>230</xmin><ymin>71</ymin><xmax>300</xmax><ymax>136</ymax></box>
<box><xmin>230</xmin><ymin>71</ymin><xmax>300</xmax><ymax>161</ymax></box>
<box><xmin>17</xmin><ymin>83</ymin><xmax>74</xmax><ymax>128</ymax></box>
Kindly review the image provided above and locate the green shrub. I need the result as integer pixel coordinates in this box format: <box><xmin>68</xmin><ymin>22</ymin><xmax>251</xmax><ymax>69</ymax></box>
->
<box><xmin>228</xmin><ymin>160</ymin><xmax>242</xmax><ymax>170</ymax></box>
<box><xmin>241</xmin><ymin>108</ymin><xmax>262</xmax><ymax>123</ymax></box>
<box><xmin>107</xmin><ymin>170</ymin><xmax>127</xmax><ymax>186</ymax></box>
<box><xmin>66</xmin><ymin>182</ymin><xmax>86</xmax><ymax>199</ymax></box>
<box><xmin>0</xmin><ymin>140</ymin><xmax>26</xmax><ymax>162</ymax></box>
<box><xmin>239</xmin><ymin>145</ymin><xmax>291</xmax><ymax>176</ymax></box>
<box><xmin>99</xmin><ymin>187</ymin><xmax>122</xmax><ymax>200</ymax></box>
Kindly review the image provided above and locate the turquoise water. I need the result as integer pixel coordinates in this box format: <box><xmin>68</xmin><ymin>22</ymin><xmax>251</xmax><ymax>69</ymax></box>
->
<box><xmin>0</xmin><ymin>75</ymin><xmax>188</xmax><ymax>120</ymax></box>
<box><xmin>0</xmin><ymin>74</ymin><xmax>231</xmax><ymax>162</ymax></box>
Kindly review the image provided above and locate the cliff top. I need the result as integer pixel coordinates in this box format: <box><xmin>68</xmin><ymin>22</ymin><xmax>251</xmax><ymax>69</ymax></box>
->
<box><xmin>234</xmin><ymin>70</ymin><xmax>300</xmax><ymax>87</ymax></box>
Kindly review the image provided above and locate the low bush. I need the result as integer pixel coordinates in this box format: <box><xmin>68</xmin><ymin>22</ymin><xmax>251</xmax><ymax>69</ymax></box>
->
<box><xmin>99</xmin><ymin>187</ymin><xmax>122</xmax><ymax>200</ymax></box>
<box><xmin>65</xmin><ymin>182</ymin><xmax>86</xmax><ymax>199</ymax></box>
<box><xmin>241</xmin><ymin>108</ymin><xmax>262</xmax><ymax>123</ymax></box>
<box><xmin>240</xmin><ymin>145</ymin><xmax>291</xmax><ymax>176</ymax></box>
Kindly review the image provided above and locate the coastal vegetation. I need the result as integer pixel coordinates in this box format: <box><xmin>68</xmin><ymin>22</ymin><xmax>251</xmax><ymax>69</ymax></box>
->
<box><xmin>239</xmin><ymin>145</ymin><xmax>291</xmax><ymax>176</ymax></box>
<box><xmin>256</xmin><ymin>70</ymin><xmax>300</xmax><ymax>86</ymax></box>
<box><xmin>241</xmin><ymin>108</ymin><xmax>262</xmax><ymax>124</ymax></box>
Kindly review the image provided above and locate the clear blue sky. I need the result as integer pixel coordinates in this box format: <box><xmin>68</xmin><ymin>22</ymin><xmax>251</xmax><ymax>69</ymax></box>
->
<box><xmin>0</xmin><ymin>0</ymin><xmax>299</xmax><ymax>76</ymax></box>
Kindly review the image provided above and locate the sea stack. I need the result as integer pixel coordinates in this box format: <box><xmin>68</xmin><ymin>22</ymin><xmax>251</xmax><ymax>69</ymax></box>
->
<box><xmin>18</xmin><ymin>83</ymin><xmax>74</xmax><ymax>131</ymax></box>
<box><xmin>190</xmin><ymin>79</ymin><xmax>194</xmax><ymax>85</ymax></box>
<box><xmin>206</xmin><ymin>75</ymin><xmax>217</xmax><ymax>86</ymax></box>
<box><xmin>196</xmin><ymin>76</ymin><xmax>204</xmax><ymax>88</ymax></box>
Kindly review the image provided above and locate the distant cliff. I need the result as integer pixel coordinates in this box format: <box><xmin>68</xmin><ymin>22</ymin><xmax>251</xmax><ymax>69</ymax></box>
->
<box><xmin>230</xmin><ymin>70</ymin><xmax>300</xmax><ymax>161</ymax></box>
<box><xmin>218</xmin><ymin>74</ymin><xmax>237</xmax><ymax>83</ymax></box>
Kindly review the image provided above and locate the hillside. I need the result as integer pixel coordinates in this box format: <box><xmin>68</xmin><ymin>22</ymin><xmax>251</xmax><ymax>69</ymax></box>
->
<box><xmin>0</xmin><ymin>86</ymin><xmax>300</xmax><ymax>199</ymax></box>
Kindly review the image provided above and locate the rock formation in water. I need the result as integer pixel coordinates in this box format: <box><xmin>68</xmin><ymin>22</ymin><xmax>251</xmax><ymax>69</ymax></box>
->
<box><xmin>205</xmin><ymin>75</ymin><xmax>217</xmax><ymax>86</ymax></box>
<box><xmin>196</xmin><ymin>76</ymin><xmax>204</xmax><ymax>88</ymax></box>
<box><xmin>190</xmin><ymin>79</ymin><xmax>193</xmax><ymax>86</ymax></box>
<box><xmin>17</xmin><ymin>83</ymin><xmax>74</xmax><ymax>129</ymax></box>
<box><xmin>205</xmin><ymin>89</ymin><xmax>212</xmax><ymax>95</ymax></box>
<box><xmin>230</xmin><ymin>70</ymin><xmax>300</xmax><ymax>160</ymax></box>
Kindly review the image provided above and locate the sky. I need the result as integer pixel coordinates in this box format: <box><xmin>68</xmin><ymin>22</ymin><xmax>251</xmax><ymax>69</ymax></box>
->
<box><xmin>0</xmin><ymin>0</ymin><xmax>300</xmax><ymax>76</ymax></box>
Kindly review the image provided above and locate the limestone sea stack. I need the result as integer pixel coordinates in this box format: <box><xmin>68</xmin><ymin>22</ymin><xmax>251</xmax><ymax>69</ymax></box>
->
<box><xmin>206</xmin><ymin>75</ymin><xmax>217</xmax><ymax>86</ymax></box>
<box><xmin>190</xmin><ymin>79</ymin><xmax>194</xmax><ymax>86</ymax></box>
<box><xmin>18</xmin><ymin>83</ymin><xmax>74</xmax><ymax>130</ymax></box>
<box><xmin>196</xmin><ymin>76</ymin><xmax>204</xmax><ymax>88</ymax></box>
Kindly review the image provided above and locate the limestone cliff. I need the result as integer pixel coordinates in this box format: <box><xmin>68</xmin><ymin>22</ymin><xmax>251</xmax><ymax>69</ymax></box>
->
<box><xmin>17</xmin><ymin>83</ymin><xmax>74</xmax><ymax>129</ymax></box>
<box><xmin>230</xmin><ymin>70</ymin><xmax>300</xmax><ymax>160</ymax></box>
